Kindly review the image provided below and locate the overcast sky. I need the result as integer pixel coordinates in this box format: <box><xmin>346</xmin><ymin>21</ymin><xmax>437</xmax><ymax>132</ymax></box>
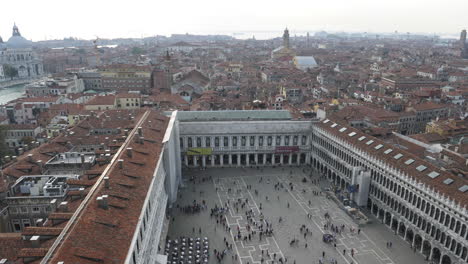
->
<box><xmin>1</xmin><ymin>0</ymin><xmax>467</xmax><ymax>41</ymax></box>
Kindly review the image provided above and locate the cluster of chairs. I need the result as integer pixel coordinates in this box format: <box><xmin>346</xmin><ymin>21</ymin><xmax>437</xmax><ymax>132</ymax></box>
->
<box><xmin>166</xmin><ymin>237</ymin><xmax>209</xmax><ymax>264</ymax></box>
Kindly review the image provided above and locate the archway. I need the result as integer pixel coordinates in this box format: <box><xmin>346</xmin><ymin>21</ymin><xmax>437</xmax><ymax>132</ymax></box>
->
<box><xmin>385</xmin><ymin>212</ymin><xmax>392</xmax><ymax>226</ymax></box>
<box><xmin>406</xmin><ymin>229</ymin><xmax>414</xmax><ymax>244</ymax></box>
<box><xmin>398</xmin><ymin>223</ymin><xmax>406</xmax><ymax>237</ymax></box>
<box><xmin>391</xmin><ymin>218</ymin><xmax>398</xmax><ymax>232</ymax></box>
<box><xmin>422</xmin><ymin>240</ymin><xmax>431</xmax><ymax>259</ymax></box>
<box><xmin>283</xmin><ymin>154</ymin><xmax>289</xmax><ymax>165</ymax></box>
<box><xmin>431</xmin><ymin>247</ymin><xmax>441</xmax><ymax>263</ymax></box>
<box><xmin>232</xmin><ymin>154</ymin><xmax>238</xmax><ymax>165</ymax></box>
<box><xmin>414</xmin><ymin>234</ymin><xmax>423</xmax><ymax>252</ymax></box>
<box><xmin>441</xmin><ymin>254</ymin><xmax>451</xmax><ymax>264</ymax></box>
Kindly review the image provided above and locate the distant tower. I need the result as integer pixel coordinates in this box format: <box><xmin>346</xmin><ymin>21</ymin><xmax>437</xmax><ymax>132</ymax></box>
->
<box><xmin>12</xmin><ymin>23</ymin><xmax>21</xmax><ymax>36</ymax></box>
<box><xmin>306</xmin><ymin>32</ymin><xmax>310</xmax><ymax>48</ymax></box>
<box><xmin>283</xmin><ymin>28</ymin><xmax>290</xmax><ymax>49</ymax></box>
<box><xmin>461</xmin><ymin>29</ymin><xmax>467</xmax><ymax>58</ymax></box>
<box><xmin>460</xmin><ymin>29</ymin><xmax>466</xmax><ymax>48</ymax></box>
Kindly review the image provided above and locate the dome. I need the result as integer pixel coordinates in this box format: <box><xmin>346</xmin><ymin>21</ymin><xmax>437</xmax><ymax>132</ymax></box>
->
<box><xmin>6</xmin><ymin>23</ymin><xmax>33</xmax><ymax>49</ymax></box>
<box><xmin>6</xmin><ymin>35</ymin><xmax>32</xmax><ymax>48</ymax></box>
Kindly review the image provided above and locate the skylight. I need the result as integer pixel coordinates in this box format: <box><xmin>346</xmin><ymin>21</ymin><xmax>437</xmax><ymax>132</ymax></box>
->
<box><xmin>393</xmin><ymin>153</ymin><xmax>403</xmax><ymax>160</ymax></box>
<box><xmin>459</xmin><ymin>185</ymin><xmax>468</xmax><ymax>193</ymax></box>
<box><xmin>323</xmin><ymin>119</ymin><xmax>330</xmax><ymax>123</ymax></box>
<box><xmin>331</xmin><ymin>123</ymin><xmax>337</xmax><ymax>128</ymax></box>
<box><xmin>416</xmin><ymin>165</ymin><xmax>427</xmax><ymax>172</ymax></box>
<box><xmin>384</xmin><ymin>149</ymin><xmax>393</xmax><ymax>154</ymax></box>
<box><xmin>375</xmin><ymin>144</ymin><xmax>383</xmax><ymax>150</ymax></box>
<box><xmin>443</xmin><ymin>178</ymin><xmax>454</xmax><ymax>185</ymax></box>
<box><xmin>358</xmin><ymin>136</ymin><xmax>366</xmax><ymax>141</ymax></box>
<box><xmin>427</xmin><ymin>171</ymin><xmax>440</xmax><ymax>179</ymax></box>
<box><xmin>405</xmin><ymin>159</ymin><xmax>414</xmax><ymax>165</ymax></box>
<box><xmin>366</xmin><ymin>140</ymin><xmax>374</xmax><ymax>145</ymax></box>
<box><xmin>348</xmin><ymin>132</ymin><xmax>356</xmax><ymax>137</ymax></box>
<box><xmin>339</xmin><ymin>127</ymin><xmax>347</xmax><ymax>132</ymax></box>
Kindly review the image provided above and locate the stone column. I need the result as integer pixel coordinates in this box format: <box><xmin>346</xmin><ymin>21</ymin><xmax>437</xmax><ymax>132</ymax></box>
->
<box><xmin>429</xmin><ymin>247</ymin><xmax>434</xmax><ymax>260</ymax></box>
<box><xmin>237</xmin><ymin>154</ymin><xmax>241</xmax><ymax>166</ymax></box>
<box><xmin>272</xmin><ymin>154</ymin><xmax>276</xmax><ymax>165</ymax></box>
<box><xmin>280</xmin><ymin>154</ymin><xmax>284</xmax><ymax>165</ymax></box>
<box><xmin>202</xmin><ymin>156</ymin><xmax>206</xmax><ymax>167</ymax></box>
<box><xmin>220</xmin><ymin>154</ymin><xmax>224</xmax><ymax>166</ymax></box>
<box><xmin>229</xmin><ymin>154</ymin><xmax>232</xmax><ymax>166</ymax></box>
<box><xmin>255</xmin><ymin>154</ymin><xmax>258</xmax><ymax>165</ymax></box>
<box><xmin>194</xmin><ymin>156</ymin><xmax>198</xmax><ymax>167</ymax></box>
<box><xmin>263</xmin><ymin>154</ymin><xmax>266</xmax><ymax>165</ymax></box>
<box><xmin>289</xmin><ymin>154</ymin><xmax>292</xmax><ymax>165</ymax></box>
<box><xmin>420</xmin><ymin>240</ymin><xmax>425</xmax><ymax>254</ymax></box>
<box><xmin>297</xmin><ymin>154</ymin><xmax>301</xmax><ymax>165</ymax></box>
<box><xmin>184</xmin><ymin>155</ymin><xmax>188</xmax><ymax>167</ymax></box>
<box><xmin>211</xmin><ymin>155</ymin><xmax>215</xmax><ymax>166</ymax></box>
<box><xmin>246</xmin><ymin>154</ymin><xmax>250</xmax><ymax>166</ymax></box>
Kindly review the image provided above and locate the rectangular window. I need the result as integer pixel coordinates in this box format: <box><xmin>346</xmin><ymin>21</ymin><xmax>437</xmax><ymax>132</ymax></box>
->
<box><xmin>188</xmin><ymin>138</ymin><xmax>193</xmax><ymax>148</ymax></box>
<box><xmin>32</xmin><ymin>207</ymin><xmax>40</xmax><ymax>214</ymax></box>
<box><xmin>302</xmin><ymin>135</ymin><xmax>307</xmax><ymax>145</ymax></box>
<box><xmin>12</xmin><ymin>220</ymin><xmax>21</xmax><ymax>232</ymax></box>
<box><xmin>250</xmin><ymin>136</ymin><xmax>255</xmax><ymax>146</ymax></box>
<box><xmin>293</xmin><ymin>136</ymin><xmax>298</xmax><ymax>145</ymax></box>
<box><xmin>267</xmin><ymin>136</ymin><xmax>273</xmax><ymax>146</ymax></box>
<box><xmin>22</xmin><ymin>219</ymin><xmax>31</xmax><ymax>228</ymax></box>
<box><xmin>241</xmin><ymin>136</ymin><xmax>246</xmax><ymax>147</ymax></box>
<box><xmin>20</xmin><ymin>207</ymin><xmax>28</xmax><ymax>214</ymax></box>
<box><xmin>196</xmin><ymin>137</ymin><xmax>201</xmax><ymax>147</ymax></box>
<box><xmin>180</xmin><ymin>138</ymin><xmax>184</xmax><ymax>148</ymax></box>
<box><xmin>284</xmin><ymin>136</ymin><xmax>290</xmax><ymax>146</ymax></box>
<box><xmin>205</xmin><ymin>137</ymin><xmax>210</xmax><ymax>147</ymax></box>
<box><xmin>224</xmin><ymin>137</ymin><xmax>228</xmax><ymax>147</ymax></box>
<box><xmin>232</xmin><ymin>137</ymin><xmax>237</xmax><ymax>147</ymax></box>
<box><xmin>276</xmin><ymin>136</ymin><xmax>281</xmax><ymax>146</ymax></box>
<box><xmin>259</xmin><ymin>136</ymin><xmax>264</xmax><ymax>146</ymax></box>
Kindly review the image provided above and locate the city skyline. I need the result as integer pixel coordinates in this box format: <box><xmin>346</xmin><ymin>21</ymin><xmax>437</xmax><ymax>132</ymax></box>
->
<box><xmin>1</xmin><ymin>0</ymin><xmax>467</xmax><ymax>41</ymax></box>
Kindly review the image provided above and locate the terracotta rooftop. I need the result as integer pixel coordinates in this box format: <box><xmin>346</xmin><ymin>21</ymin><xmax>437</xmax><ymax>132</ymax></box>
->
<box><xmin>44</xmin><ymin>110</ymin><xmax>169</xmax><ymax>263</ymax></box>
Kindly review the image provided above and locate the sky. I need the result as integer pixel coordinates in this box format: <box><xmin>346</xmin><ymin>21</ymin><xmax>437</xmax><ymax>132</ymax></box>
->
<box><xmin>1</xmin><ymin>0</ymin><xmax>467</xmax><ymax>41</ymax></box>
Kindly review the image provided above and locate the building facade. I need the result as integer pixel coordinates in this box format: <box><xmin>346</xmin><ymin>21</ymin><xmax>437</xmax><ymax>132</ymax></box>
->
<box><xmin>0</xmin><ymin>24</ymin><xmax>43</xmax><ymax>82</ymax></box>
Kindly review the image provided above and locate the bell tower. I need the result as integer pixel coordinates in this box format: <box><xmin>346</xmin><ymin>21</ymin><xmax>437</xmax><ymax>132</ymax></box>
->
<box><xmin>283</xmin><ymin>28</ymin><xmax>290</xmax><ymax>49</ymax></box>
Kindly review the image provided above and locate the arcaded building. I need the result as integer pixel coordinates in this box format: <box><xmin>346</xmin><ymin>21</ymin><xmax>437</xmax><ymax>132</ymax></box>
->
<box><xmin>0</xmin><ymin>110</ymin><xmax>465</xmax><ymax>264</ymax></box>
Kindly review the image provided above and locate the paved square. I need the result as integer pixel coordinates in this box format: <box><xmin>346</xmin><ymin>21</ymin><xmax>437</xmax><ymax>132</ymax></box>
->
<box><xmin>166</xmin><ymin>167</ymin><xmax>427</xmax><ymax>264</ymax></box>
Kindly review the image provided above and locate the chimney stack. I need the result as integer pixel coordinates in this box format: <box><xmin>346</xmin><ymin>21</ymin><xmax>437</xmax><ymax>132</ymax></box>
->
<box><xmin>104</xmin><ymin>176</ymin><xmax>110</xmax><ymax>189</ymax></box>
<box><xmin>97</xmin><ymin>195</ymin><xmax>109</xmax><ymax>209</ymax></box>
<box><xmin>36</xmin><ymin>219</ymin><xmax>44</xmax><ymax>227</ymax></box>
<box><xmin>80</xmin><ymin>154</ymin><xmax>85</xmax><ymax>164</ymax></box>
<box><xmin>140</xmin><ymin>137</ymin><xmax>145</xmax><ymax>144</ymax></box>
<box><xmin>126</xmin><ymin>148</ymin><xmax>133</xmax><ymax>158</ymax></box>
<box><xmin>59</xmin><ymin>201</ymin><xmax>69</xmax><ymax>212</ymax></box>
<box><xmin>79</xmin><ymin>187</ymin><xmax>85</xmax><ymax>198</ymax></box>
<box><xmin>138</xmin><ymin>127</ymin><xmax>143</xmax><ymax>136</ymax></box>
<box><xmin>27</xmin><ymin>154</ymin><xmax>33</xmax><ymax>162</ymax></box>
<box><xmin>30</xmin><ymin>236</ymin><xmax>40</xmax><ymax>248</ymax></box>
<box><xmin>118</xmin><ymin>159</ymin><xmax>124</xmax><ymax>169</ymax></box>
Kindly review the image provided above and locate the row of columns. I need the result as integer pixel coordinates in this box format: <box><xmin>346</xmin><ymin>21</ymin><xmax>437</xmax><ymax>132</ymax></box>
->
<box><xmin>183</xmin><ymin>153</ymin><xmax>310</xmax><ymax>167</ymax></box>
<box><xmin>181</xmin><ymin>134</ymin><xmax>309</xmax><ymax>149</ymax></box>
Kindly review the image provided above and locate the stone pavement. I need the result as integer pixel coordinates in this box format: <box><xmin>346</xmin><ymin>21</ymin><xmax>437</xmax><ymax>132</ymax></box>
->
<box><xmin>166</xmin><ymin>167</ymin><xmax>428</xmax><ymax>264</ymax></box>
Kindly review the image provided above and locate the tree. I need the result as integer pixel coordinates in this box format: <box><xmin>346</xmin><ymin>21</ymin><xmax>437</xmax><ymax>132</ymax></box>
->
<box><xmin>131</xmin><ymin>47</ymin><xmax>144</xmax><ymax>56</ymax></box>
<box><xmin>3</xmin><ymin>64</ymin><xmax>18</xmax><ymax>80</ymax></box>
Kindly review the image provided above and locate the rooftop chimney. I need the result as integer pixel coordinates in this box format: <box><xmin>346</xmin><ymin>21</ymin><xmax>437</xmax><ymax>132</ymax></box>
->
<box><xmin>126</xmin><ymin>148</ymin><xmax>133</xmax><ymax>158</ymax></box>
<box><xmin>59</xmin><ymin>201</ymin><xmax>68</xmax><ymax>212</ymax></box>
<box><xmin>104</xmin><ymin>177</ymin><xmax>110</xmax><ymax>189</ymax></box>
<box><xmin>50</xmin><ymin>199</ymin><xmax>58</xmax><ymax>211</ymax></box>
<box><xmin>118</xmin><ymin>159</ymin><xmax>124</xmax><ymax>169</ymax></box>
<box><xmin>138</xmin><ymin>127</ymin><xmax>143</xmax><ymax>136</ymax></box>
<box><xmin>97</xmin><ymin>195</ymin><xmax>108</xmax><ymax>209</ymax></box>
<box><xmin>80</xmin><ymin>154</ymin><xmax>85</xmax><ymax>164</ymax></box>
<box><xmin>36</xmin><ymin>218</ymin><xmax>44</xmax><ymax>227</ymax></box>
<box><xmin>79</xmin><ymin>187</ymin><xmax>85</xmax><ymax>198</ymax></box>
<box><xmin>27</xmin><ymin>154</ymin><xmax>33</xmax><ymax>162</ymax></box>
<box><xmin>30</xmin><ymin>235</ymin><xmax>40</xmax><ymax>248</ymax></box>
<box><xmin>140</xmin><ymin>137</ymin><xmax>145</xmax><ymax>144</ymax></box>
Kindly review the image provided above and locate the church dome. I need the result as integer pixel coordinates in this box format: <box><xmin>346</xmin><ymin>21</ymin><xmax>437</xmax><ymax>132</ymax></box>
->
<box><xmin>6</xmin><ymin>24</ymin><xmax>32</xmax><ymax>49</ymax></box>
<box><xmin>6</xmin><ymin>35</ymin><xmax>32</xmax><ymax>48</ymax></box>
